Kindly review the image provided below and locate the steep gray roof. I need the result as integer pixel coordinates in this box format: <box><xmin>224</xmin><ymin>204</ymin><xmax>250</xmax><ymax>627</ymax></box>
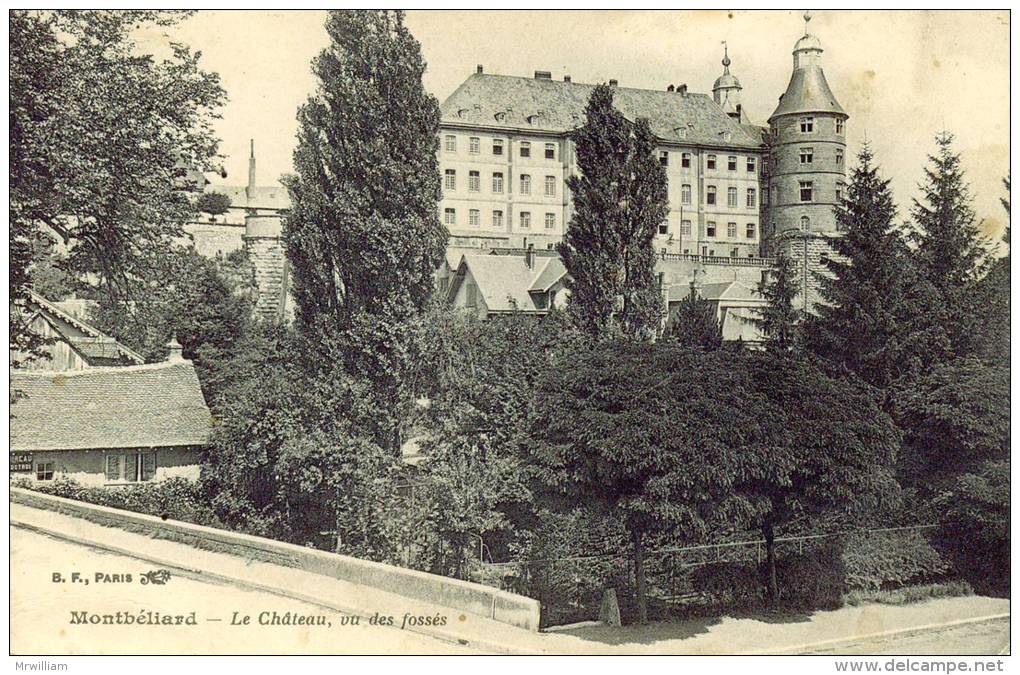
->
<box><xmin>11</xmin><ymin>360</ymin><xmax>214</xmax><ymax>451</ymax></box>
<box><xmin>441</xmin><ymin>73</ymin><xmax>763</xmax><ymax>149</ymax></box>
<box><xmin>450</xmin><ymin>253</ymin><xmax>568</xmax><ymax>312</ymax></box>
<box><xmin>770</xmin><ymin>65</ymin><xmax>846</xmax><ymax>120</ymax></box>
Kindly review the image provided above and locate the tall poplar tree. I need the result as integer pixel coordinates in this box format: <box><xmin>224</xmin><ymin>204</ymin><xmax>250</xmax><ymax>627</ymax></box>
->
<box><xmin>804</xmin><ymin>146</ymin><xmax>930</xmax><ymax>388</ymax></box>
<box><xmin>558</xmin><ymin>85</ymin><xmax>668</xmax><ymax>340</ymax></box>
<box><xmin>285</xmin><ymin>10</ymin><xmax>447</xmax><ymax>387</ymax></box>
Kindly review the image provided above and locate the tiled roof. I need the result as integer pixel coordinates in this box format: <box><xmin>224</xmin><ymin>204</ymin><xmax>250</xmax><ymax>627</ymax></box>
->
<box><xmin>10</xmin><ymin>360</ymin><xmax>214</xmax><ymax>451</ymax></box>
<box><xmin>452</xmin><ymin>253</ymin><xmax>569</xmax><ymax>312</ymax></box>
<box><xmin>530</xmin><ymin>257</ymin><xmax>567</xmax><ymax>292</ymax></box>
<box><xmin>205</xmin><ymin>184</ymin><xmax>291</xmax><ymax>211</ymax></box>
<box><xmin>441</xmin><ymin>74</ymin><xmax>763</xmax><ymax>149</ymax></box>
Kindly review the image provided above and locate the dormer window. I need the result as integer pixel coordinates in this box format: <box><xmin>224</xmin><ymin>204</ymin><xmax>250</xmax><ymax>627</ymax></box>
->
<box><xmin>674</xmin><ymin>127</ymin><xmax>687</xmax><ymax>139</ymax></box>
<box><xmin>494</xmin><ymin>111</ymin><xmax>506</xmax><ymax>122</ymax></box>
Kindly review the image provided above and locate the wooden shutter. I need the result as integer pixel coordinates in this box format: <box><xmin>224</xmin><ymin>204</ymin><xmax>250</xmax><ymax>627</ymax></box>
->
<box><xmin>124</xmin><ymin>452</ymin><xmax>138</xmax><ymax>482</ymax></box>
<box><xmin>105</xmin><ymin>454</ymin><xmax>121</xmax><ymax>482</ymax></box>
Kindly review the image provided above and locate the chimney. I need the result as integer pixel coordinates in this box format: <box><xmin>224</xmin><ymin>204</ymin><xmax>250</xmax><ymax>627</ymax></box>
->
<box><xmin>525</xmin><ymin>243</ymin><xmax>535</xmax><ymax>270</ymax></box>
<box><xmin>608</xmin><ymin>79</ymin><xmax>618</xmax><ymax>87</ymax></box>
<box><xmin>166</xmin><ymin>338</ymin><xmax>184</xmax><ymax>362</ymax></box>
<box><xmin>246</xmin><ymin>139</ymin><xmax>256</xmax><ymax>201</ymax></box>
<box><xmin>534</xmin><ymin>70</ymin><xmax>552</xmax><ymax>80</ymax></box>
<box><xmin>678</xmin><ymin>84</ymin><xmax>688</xmax><ymax>96</ymax></box>
<box><xmin>563</xmin><ymin>75</ymin><xmax>572</xmax><ymax>83</ymax></box>
<box><xmin>667</xmin><ymin>84</ymin><xmax>675</xmax><ymax>92</ymax></box>
<box><xmin>476</xmin><ymin>64</ymin><xmax>483</xmax><ymax>74</ymax></box>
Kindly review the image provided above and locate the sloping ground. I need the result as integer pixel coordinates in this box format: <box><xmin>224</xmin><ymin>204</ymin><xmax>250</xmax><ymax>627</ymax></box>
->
<box><xmin>10</xmin><ymin>498</ymin><xmax>1009</xmax><ymax>655</ymax></box>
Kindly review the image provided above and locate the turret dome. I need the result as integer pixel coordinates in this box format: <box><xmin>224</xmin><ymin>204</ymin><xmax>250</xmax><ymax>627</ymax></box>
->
<box><xmin>794</xmin><ymin>32</ymin><xmax>823</xmax><ymax>54</ymax></box>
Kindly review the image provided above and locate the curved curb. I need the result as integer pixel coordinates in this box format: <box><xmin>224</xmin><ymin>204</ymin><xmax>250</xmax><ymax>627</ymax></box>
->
<box><xmin>11</xmin><ymin>519</ymin><xmax>534</xmax><ymax>655</ymax></box>
<box><xmin>744</xmin><ymin>613</ymin><xmax>1011</xmax><ymax>655</ymax></box>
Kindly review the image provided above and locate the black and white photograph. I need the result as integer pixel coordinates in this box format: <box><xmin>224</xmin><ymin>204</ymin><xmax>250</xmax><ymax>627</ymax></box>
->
<box><xmin>7</xmin><ymin>7</ymin><xmax>1011</xmax><ymax>666</ymax></box>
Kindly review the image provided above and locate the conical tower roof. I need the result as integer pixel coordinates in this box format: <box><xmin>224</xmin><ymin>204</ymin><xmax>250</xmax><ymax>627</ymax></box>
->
<box><xmin>769</xmin><ymin>12</ymin><xmax>845</xmax><ymax>121</ymax></box>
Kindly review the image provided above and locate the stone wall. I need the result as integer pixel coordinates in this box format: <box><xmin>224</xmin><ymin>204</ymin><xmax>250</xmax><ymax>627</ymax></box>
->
<box><xmin>180</xmin><ymin>222</ymin><xmax>246</xmax><ymax>258</ymax></box>
<box><xmin>776</xmin><ymin>231</ymin><xmax>840</xmax><ymax>312</ymax></box>
<box><xmin>243</xmin><ymin>215</ymin><xmax>289</xmax><ymax>323</ymax></box>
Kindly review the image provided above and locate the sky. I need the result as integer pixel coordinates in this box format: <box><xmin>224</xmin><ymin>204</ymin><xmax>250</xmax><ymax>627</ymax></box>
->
<box><xmin>147</xmin><ymin>9</ymin><xmax>1010</xmax><ymax>239</ymax></box>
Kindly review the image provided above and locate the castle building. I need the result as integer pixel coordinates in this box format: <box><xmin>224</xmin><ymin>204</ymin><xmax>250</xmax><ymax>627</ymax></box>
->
<box><xmin>436</xmin><ymin>14</ymin><xmax>845</xmax><ymax>313</ymax></box>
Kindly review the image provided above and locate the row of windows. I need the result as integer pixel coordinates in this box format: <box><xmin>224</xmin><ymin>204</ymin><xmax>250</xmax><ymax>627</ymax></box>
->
<box><xmin>660</xmin><ymin>152</ymin><xmax>758</xmax><ymax>173</ymax></box>
<box><xmin>701</xmin><ymin>185</ymin><xmax>758</xmax><ymax>208</ymax></box>
<box><xmin>789</xmin><ymin>180</ymin><xmax>846</xmax><ymax>203</ymax></box>
<box><xmin>789</xmin><ymin>116</ymin><xmax>845</xmax><ymax>135</ymax></box>
<box><xmin>443</xmin><ymin>208</ymin><xmax>557</xmax><ymax>229</ymax></box>
<box><xmin>34</xmin><ymin>451</ymin><xmax>158</xmax><ymax>483</ymax></box>
<box><xmin>798</xmin><ymin>147</ymin><xmax>844</xmax><ymax>166</ymax></box>
<box><xmin>443</xmin><ymin>170</ymin><xmax>557</xmax><ymax>197</ymax></box>
<box><xmin>444</xmin><ymin>135</ymin><xmax>557</xmax><ymax>160</ymax></box>
<box><xmin>657</xmin><ymin>220</ymin><xmax>757</xmax><ymax>239</ymax></box>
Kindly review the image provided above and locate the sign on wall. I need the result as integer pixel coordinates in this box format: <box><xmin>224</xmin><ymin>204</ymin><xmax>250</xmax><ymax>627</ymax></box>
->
<box><xmin>10</xmin><ymin>452</ymin><xmax>33</xmax><ymax>473</ymax></box>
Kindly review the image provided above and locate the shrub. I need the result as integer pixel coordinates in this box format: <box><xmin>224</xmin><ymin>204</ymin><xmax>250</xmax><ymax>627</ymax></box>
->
<box><xmin>842</xmin><ymin>528</ymin><xmax>949</xmax><ymax>592</ymax></box>
<box><xmin>844</xmin><ymin>581</ymin><xmax>972</xmax><ymax>606</ymax></box>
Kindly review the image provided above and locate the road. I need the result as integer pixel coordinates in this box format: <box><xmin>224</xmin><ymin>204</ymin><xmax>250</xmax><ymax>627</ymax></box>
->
<box><xmin>10</xmin><ymin>526</ymin><xmax>477</xmax><ymax>655</ymax></box>
<box><xmin>803</xmin><ymin>618</ymin><xmax>1010</xmax><ymax>655</ymax></box>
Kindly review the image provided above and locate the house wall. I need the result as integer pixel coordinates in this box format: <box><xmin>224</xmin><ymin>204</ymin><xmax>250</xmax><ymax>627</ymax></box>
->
<box><xmin>181</xmin><ymin>222</ymin><xmax>246</xmax><ymax>257</ymax></box>
<box><xmin>12</xmin><ymin>446</ymin><xmax>202</xmax><ymax>488</ymax></box>
<box><xmin>14</xmin><ymin>315</ymin><xmax>89</xmax><ymax>371</ymax></box>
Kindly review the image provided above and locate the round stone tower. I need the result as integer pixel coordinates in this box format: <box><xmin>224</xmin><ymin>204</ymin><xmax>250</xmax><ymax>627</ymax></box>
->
<box><xmin>767</xmin><ymin>13</ymin><xmax>848</xmax><ymax>311</ymax></box>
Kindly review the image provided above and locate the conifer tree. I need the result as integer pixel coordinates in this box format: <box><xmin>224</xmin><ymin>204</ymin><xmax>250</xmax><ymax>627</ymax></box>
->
<box><xmin>285</xmin><ymin>10</ymin><xmax>447</xmax><ymax>386</ymax></box>
<box><xmin>804</xmin><ymin>146</ymin><xmax>926</xmax><ymax>388</ymax></box>
<box><xmin>751</xmin><ymin>249</ymin><xmax>800</xmax><ymax>352</ymax></box>
<box><xmin>908</xmin><ymin>132</ymin><xmax>992</xmax><ymax>359</ymax></box>
<box><xmin>558</xmin><ymin>85</ymin><xmax>668</xmax><ymax>340</ymax></box>
<box><xmin>666</xmin><ymin>281</ymin><xmax>722</xmax><ymax>350</ymax></box>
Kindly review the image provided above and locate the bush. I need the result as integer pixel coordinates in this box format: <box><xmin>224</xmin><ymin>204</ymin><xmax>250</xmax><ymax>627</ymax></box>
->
<box><xmin>15</xmin><ymin>476</ymin><xmax>222</xmax><ymax>527</ymax></box>
<box><xmin>844</xmin><ymin>581</ymin><xmax>972</xmax><ymax>607</ymax></box>
<box><xmin>841</xmin><ymin>528</ymin><xmax>949</xmax><ymax>592</ymax></box>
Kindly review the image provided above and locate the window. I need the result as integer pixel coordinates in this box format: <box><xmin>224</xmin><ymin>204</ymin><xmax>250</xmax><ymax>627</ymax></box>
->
<box><xmin>731</xmin><ymin>249</ymin><xmax>739</xmax><ymax>258</ymax></box>
<box><xmin>747</xmin><ymin>157</ymin><xmax>756</xmax><ymax>173</ymax></box>
<box><xmin>707</xmin><ymin>154</ymin><xmax>717</xmax><ymax>170</ymax></box>
<box><xmin>800</xmin><ymin>117</ymin><xmax>814</xmax><ymax>133</ymax></box>
<box><xmin>681</xmin><ymin>220</ymin><xmax>692</xmax><ymax>236</ymax></box>
<box><xmin>444</xmin><ymin>135</ymin><xmax>457</xmax><ymax>152</ymax></box>
<box><xmin>727</xmin><ymin>222</ymin><xmax>737</xmax><ymax>238</ymax></box>
<box><xmin>492</xmin><ymin>172</ymin><xmax>504</xmax><ymax>193</ymax></box>
<box><xmin>105</xmin><ymin>451</ymin><xmax>156</xmax><ymax>483</ymax></box>
<box><xmin>36</xmin><ymin>462</ymin><xmax>54</xmax><ymax>481</ymax></box>
<box><xmin>469</xmin><ymin>209</ymin><xmax>480</xmax><ymax>227</ymax></box>
<box><xmin>520</xmin><ymin>211</ymin><xmax>531</xmax><ymax>229</ymax></box>
<box><xmin>706</xmin><ymin>186</ymin><xmax>717</xmax><ymax>205</ymax></box>
<box><xmin>800</xmin><ymin>216</ymin><xmax>811</xmax><ymax>231</ymax></box>
<box><xmin>727</xmin><ymin>156</ymin><xmax>737</xmax><ymax>171</ymax></box>
<box><xmin>659</xmin><ymin>151</ymin><xmax>669</xmax><ymax>167</ymax></box>
<box><xmin>469</xmin><ymin>137</ymin><xmax>480</xmax><ymax>154</ymax></box>
<box><xmin>492</xmin><ymin>139</ymin><xmax>504</xmax><ymax>155</ymax></box>
<box><xmin>520</xmin><ymin>141</ymin><xmax>531</xmax><ymax>158</ymax></box>
<box><xmin>681</xmin><ymin>153</ymin><xmax>691</xmax><ymax>168</ymax></box>
<box><xmin>444</xmin><ymin>169</ymin><xmax>456</xmax><ymax>191</ymax></box>
<box><xmin>799</xmin><ymin>181</ymin><xmax>813</xmax><ymax>202</ymax></box>
<box><xmin>444</xmin><ymin>208</ymin><xmax>456</xmax><ymax>225</ymax></box>
<box><xmin>545</xmin><ymin>143</ymin><xmax>556</xmax><ymax>160</ymax></box>
<box><xmin>746</xmin><ymin>188</ymin><xmax>757</xmax><ymax>208</ymax></box>
<box><xmin>800</xmin><ymin>147</ymin><xmax>813</xmax><ymax>164</ymax></box>
<box><xmin>836</xmin><ymin>149</ymin><xmax>844</xmax><ymax>166</ymax></box>
<box><xmin>492</xmin><ymin>210</ymin><xmax>504</xmax><ymax>228</ymax></box>
<box><xmin>835</xmin><ymin>118</ymin><xmax>844</xmax><ymax>135</ymax></box>
<box><xmin>520</xmin><ymin>174</ymin><xmax>531</xmax><ymax>195</ymax></box>
<box><xmin>544</xmin><ymin>175</ymin><xmax>556</xmax><ymax>197</ymax></box>
<box><xmin>658</xmin><ymin>220</ymin><xmax>668</xmax><ymax>235</ymax></box>
<box><xmin>836</xmin><ymin>181</ymin><xmax>845</xmax><ymax>202</ymax></box>
<box><xmin>727</xmin><ymin>187</ymin><xmax>738</xmax><ymax>208</ymax></box>
<box><xmin>545</xmin><ymin>213</ymin><xmax>556</xmax><ymax>229</ymax></box>
<box><xmin>681</xmin><ymin>184</ymin><xmax>692</xmax><ymax>205</ymax></box>
<box><xmin>468</xmin><ymin>171</ymin><xmax>480</xmax><ymax>192</ymax></box>
<box><xmin>746</xmin><ymin>223</ymin><xmax>756</xmax><ymax>239</ymax></box>
<box><xmin>706</xmin><ymin>222</ymin><xmax>717</xmax><ymax>237</ymax></box>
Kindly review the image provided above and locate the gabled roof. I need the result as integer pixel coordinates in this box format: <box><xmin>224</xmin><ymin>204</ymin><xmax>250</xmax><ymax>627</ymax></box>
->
<box><xmin>204</xmin><ymin>184</ymin><xmax>291</xmax><ymax>211</ymax></box>
<box><xmin>441</xmin><ymin>73</ymin><xmax>763</xmax><ymax>149</ymax></box>
<box><xmin>24</xmin><ymin>292</ymin><xmax>144</xmax><ymax>366</ymax></box>
<box><xmin>449</xmin><ymin>253</ymin><xmax>569</xmax><ymax>313</ymax></box>
<box><xmin>11</xmin><ymin>360</ymin><xmax>214</xmax><ymax>452</ymax></box>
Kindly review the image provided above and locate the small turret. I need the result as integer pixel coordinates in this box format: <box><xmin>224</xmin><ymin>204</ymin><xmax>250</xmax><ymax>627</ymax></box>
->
<box><xmin>712</xmin><ymin>42</ymin><xmax>746</xmax><ymax>122</ymax></box>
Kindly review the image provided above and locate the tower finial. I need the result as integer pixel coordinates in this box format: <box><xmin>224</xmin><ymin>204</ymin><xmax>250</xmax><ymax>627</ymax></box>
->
<box><xmin>804</xmin><ymin>10</ymin><xmax>812</xmax><ymax>34</ymax></box>
<box><xmin>721</xmin><ymin>40</ymin><xmax>731</xmax><ymax>71</ymax></box>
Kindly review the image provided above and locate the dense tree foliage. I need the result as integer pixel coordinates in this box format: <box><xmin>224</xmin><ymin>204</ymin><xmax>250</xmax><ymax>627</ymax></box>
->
<box><xmin>284</xmin><ymin>10</ymin><xmax>447</xmax><ymax>421</ymax></box>
<box><xmin>10</xmin><ymin>10</ymin><xmax>225</xmax><ymax>355</ymax></box>
<box><xmin>751</xmin><ymin>249</ymin><xmax>801</xmax><ymax>352</ymax></box>
<box><xmin>195</xmin><ymin>192</ymin><xmax>232</xmax><ymax>217</ymax></box>
<box><xmin>558</xmin><ymin>85</ymin><xmax>668</xmax><ymax>340</ymax></box>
